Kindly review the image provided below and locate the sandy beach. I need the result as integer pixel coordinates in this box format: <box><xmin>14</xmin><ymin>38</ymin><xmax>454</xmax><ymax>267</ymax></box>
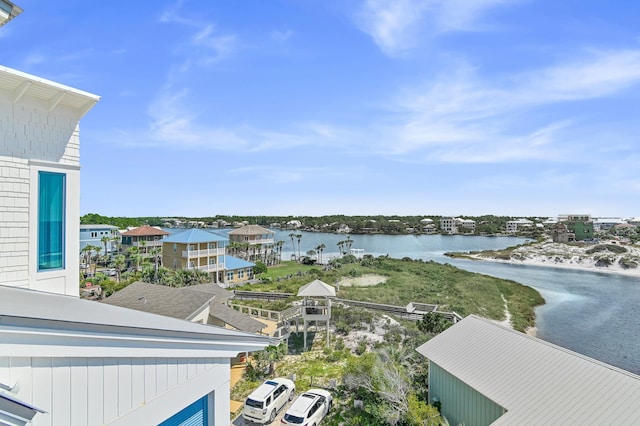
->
<box><xmin>467</xmin><ymin>241</ymin><xmax>640</xmax><ymax>280</ymax></box>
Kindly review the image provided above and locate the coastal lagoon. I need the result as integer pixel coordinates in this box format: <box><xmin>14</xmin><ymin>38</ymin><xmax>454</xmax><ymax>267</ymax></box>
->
<box><xmin>269</xmin><ymin>230</ymin><xmax>640</xmax><ymax>374</ymax></box>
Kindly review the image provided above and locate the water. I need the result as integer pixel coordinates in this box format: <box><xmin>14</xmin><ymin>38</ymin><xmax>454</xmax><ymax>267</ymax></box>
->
<box><xmin>190</xmin><ymin>229</ymin><xmax>640</xmax><ymax>374</ymax></box>
<box><xmin>270</xmin><ymin>230</ymin><xmax>640</xmax><ymax>374</ymax></box>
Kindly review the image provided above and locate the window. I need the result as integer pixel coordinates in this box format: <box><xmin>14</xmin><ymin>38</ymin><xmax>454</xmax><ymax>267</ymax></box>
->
<box><xmin>227</xmin><ymin>271</ymin><xmax>234</xmax><ymax>281</ymax></box>
<box><xmin>208</xmin><ymin>242</ymin><xmax>216</xmax><ymax>249</ymax></box>
<box><xmin>173</xmin><ymin>243</ymin><xmax>177</xmax><ymax>253</ymax></box>
<box><xmin>38</xmin><ymin>172</ymin><xmax>65</xmax><ymax>271</ymax></box>
<box><xmin>209</xmin><ymin>258</ymin><xmax>216</xmax><ymax>265</ymax></box>
<box><xmin>238</xmin><ymin>270</ymin><xmax>244</xmax><ymax>279</ymax></box>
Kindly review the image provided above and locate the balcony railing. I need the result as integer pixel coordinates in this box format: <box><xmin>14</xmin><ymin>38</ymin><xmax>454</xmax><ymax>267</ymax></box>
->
<box><xmin>182</xmin><ymin>248</ymin><xmax>225</xmax><ymax>258</ymax></box>
<box><xmin>193</xmin><ymin>263</ymin><xmax>225</xmax><ymax>272</ymax></box>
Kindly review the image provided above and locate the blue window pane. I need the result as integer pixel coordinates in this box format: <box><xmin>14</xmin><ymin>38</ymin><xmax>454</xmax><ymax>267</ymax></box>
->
<box><xmin>38</xmin><ymin>172</ymin><xmax>65</xmax><ymax>270</ymax></box>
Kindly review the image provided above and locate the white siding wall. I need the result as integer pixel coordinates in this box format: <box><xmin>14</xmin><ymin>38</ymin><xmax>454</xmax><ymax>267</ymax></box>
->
<box><xmin>0</xmin><ymin>84</ymin><xmax>82</xmax><ymax>296</ymax></box>
<box><xmin>0</xmin><ymin>356</ymin><xmax>230</xmax><ymax>426</ymax></box>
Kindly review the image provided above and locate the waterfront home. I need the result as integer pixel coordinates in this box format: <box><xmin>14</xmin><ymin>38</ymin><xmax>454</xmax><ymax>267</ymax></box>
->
<box><xmin>417</xmin><ymin>315</ymin><xmax>640</xmax><ymax>425</ymax></box>
<box><xmin>0</xmin><ymin>15</ymin><xmax>271</xmax><ymax>423</ymax></box>
<box><xmin>120</xmin><ymin>224</ymin><xmax>170</xmax><ymax>254</ymax></box>
<box><xmin>80</xmin><ymin>223</ymin><xmax>120</xmax><ymax>255</ymax></box>
<box><xmin>162</xmin><ymin>228</ymin><xmax>228</xmax><ymax>283</ymax></box>
<box><xmin>228</xmin><ymin>224</ymin><xmax>276</xmax><ymax>263</ymax></box>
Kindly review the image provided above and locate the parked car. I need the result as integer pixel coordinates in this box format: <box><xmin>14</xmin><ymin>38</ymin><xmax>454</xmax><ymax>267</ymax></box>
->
<box><xmin>242</xmin><ymin>377</ymin><xmax>295</xmax><ymax>424</ymax></box>
<box><xmin>281</xmin><ymin>389</ymin><xmax>332</xmax><ymax>425</ymax></box>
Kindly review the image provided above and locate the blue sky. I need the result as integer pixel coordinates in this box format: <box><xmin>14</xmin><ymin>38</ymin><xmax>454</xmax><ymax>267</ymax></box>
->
<box><xmin>3</xmin><ymin>1</ymin><xmax>640</xmax><ymax>217</ymax></box>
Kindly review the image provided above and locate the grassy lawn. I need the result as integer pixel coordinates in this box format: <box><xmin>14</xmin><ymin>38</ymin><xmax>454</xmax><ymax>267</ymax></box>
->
<box><xmin>259</xmin><ymin>261</ymin><xmax>319</xmax><ymax>280</ymax></box>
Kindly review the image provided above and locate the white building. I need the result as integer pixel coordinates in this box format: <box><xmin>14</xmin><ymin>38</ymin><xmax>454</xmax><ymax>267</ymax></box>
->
<box><xmin>0</xmin><ymin>19</ymin><xmax>271</xmax><ymax>425</ymax></box>
<box><xmin>440</xmin><ymin>217</ymin><xmax>475</xmax><ymax>234</ymax></box>
<box><xmin>505</xmin><ymin>218</ymin><xmax>534</xmax><ymax>233</ymax></box>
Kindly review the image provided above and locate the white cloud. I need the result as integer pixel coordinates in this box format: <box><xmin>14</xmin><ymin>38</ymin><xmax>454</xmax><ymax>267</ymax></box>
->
<box><xmin>385</xmin><ymin>49</ymin><xmax>640</xmax><ymax>162</ymax></box>
<box><xmin>354</xmin><ymin>0</ymin><xmax>514</xmax><ymax>55</ymax></box>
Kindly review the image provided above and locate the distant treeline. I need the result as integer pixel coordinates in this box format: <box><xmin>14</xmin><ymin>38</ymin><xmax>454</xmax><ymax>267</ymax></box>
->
<box><xmin>81</xmin><ymin>213</ymin><xmax>544</xmax><ymax>235</ymax></box>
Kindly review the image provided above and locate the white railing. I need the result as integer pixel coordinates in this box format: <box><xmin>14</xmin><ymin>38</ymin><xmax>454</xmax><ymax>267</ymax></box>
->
<box><xmin>182</xmin><ymin>248</ymin><xmax>225</xmax><ymax>258</ymax></box>
<box><xmin>194</xmin><ymin>263</ymin><xmax>225</xmax><ymax>272</ymax></box>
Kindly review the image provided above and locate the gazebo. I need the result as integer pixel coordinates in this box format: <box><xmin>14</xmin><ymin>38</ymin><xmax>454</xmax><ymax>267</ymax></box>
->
<box><xmin>297</xmin><ymin>279</ymin><xmax>336</xmax><ymax>349</ymax></box>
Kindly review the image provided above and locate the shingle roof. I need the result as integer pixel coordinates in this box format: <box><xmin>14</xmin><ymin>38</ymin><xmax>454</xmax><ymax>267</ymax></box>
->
<box><xmin>416</xmin><ymin>315</ymin><xmax>640</xmax><ymax>425</ymax></box>
<box><xmin>121</xmin><ymin>225</ymin><xmax>170</xmax><ymax>237</ymax></box>
<box><xmin>225</xmin><ymin>256</ymin><xmax>255</xmax><ymax>270</ymax></box>
<box><xmin>297</xmin><ymin>279</ymin><xmax>336</xmax><ymax>297</ymax></box>
<box><xmin>228</xmin><ymin>225</ymin><xmax>275</xmax><ymax>236</ymax></box>
<box><xmin>209</xmin><ymin>304</ymin><xmax>266</xmax><ymax>333</ymax></box>
<box><xmin>103</xmin><ymin>281</ymin><xmax>213</xmax><ymax>320</ymax></box>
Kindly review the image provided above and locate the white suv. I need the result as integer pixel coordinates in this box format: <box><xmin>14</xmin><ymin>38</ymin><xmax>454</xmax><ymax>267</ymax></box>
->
<box><xmin>281</xmin><ymin>389</ymin><xmax>332</xmax><ymax>425</ymax></box>
<box><xmin>242</xmin><ymin>378</ymin><xmax>295</xmax><ymax>424</ymax></box>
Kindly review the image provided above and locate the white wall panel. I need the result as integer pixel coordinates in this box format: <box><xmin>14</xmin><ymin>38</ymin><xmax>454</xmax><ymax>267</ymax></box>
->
<box><xmin>87</xmin><ymin>358</ymin><xmax>105</xmax><ymax>426</ymax></box>
<box><xmin>117</xmin><ymin>360</ymin><xmax>132</xmax><ymax>417</ymax></box>
<box><xmin>70</xmin><ymin>358</ymin><xmax>88</xmax><ymax>426</ymax></box>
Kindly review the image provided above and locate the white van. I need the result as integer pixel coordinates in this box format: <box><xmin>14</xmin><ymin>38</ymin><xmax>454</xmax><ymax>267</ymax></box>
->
<box><xmin>242</xmin><ymin>377</ymin><xmax>295</xmax><ymax>424</ymax></box>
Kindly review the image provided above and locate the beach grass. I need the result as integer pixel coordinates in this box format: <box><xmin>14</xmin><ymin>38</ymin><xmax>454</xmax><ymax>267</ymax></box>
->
<box><xmin>243</xmin><ymin>258</ymin><xmax>543</xmax><ymax>332</ymax></box>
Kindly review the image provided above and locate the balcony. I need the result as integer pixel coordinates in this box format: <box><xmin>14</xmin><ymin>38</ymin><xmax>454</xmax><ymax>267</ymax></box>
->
<box><xmin>194</xmin><ymin>263</ymin><xmax>225</xmax><ymax>272</ymax></box>
<box><xmin>182</xmin><ymin>248</ymin><xmax>225</xmax><ymax>258</ymax></box>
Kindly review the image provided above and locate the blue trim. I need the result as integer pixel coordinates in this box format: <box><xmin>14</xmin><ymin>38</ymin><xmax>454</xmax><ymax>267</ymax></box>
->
<box><xmin>158</xmin><ymin>395</ymin><xmax>208</xmax><ymax>426</ymax></box>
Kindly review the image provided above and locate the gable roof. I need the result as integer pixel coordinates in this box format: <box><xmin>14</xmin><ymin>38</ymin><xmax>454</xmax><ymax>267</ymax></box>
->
<box><xmin>416</xmin><ymin>315</ymin><xmax>640</xmax><ymax>425</ymax></box>
<box><xmin>163</xmin><ymin>228</ymin><xmax>226</xmax><ymax>244</ymax></box>
<box><xmin>297</xmin><ymin>279</ymin><xmax>336</xmax><ymax>297</ymax></box>
<box><xmin>225</xmin><ymin>256</ymin><xmax>255</xmax><ymax>270</ymax></box>
<box><xmin>228</xmin><ymin>225</ymin><xmax>275</xmax><ymax>236</ymax></box>
<box><xmin>121</xmin><ymin>225</ymin><xmax>170</xmax><ymax>237</ymax></box>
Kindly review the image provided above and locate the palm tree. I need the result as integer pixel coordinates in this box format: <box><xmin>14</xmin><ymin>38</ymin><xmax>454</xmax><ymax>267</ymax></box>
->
<box><xmin>150</xmin><ymin>247</ymin><xmax>162</xmax><ymax>278</ymax></box>
<box><xmin>87</xmin><ymin>244</ymin><xmax>100</xmax><ymax>275</ymax></box>
<box><xmin>315</xmin><ymin>244</ymin><xmax>326</xmax><ymax>264</ymax></box>
<box><xmin>296</xmin><ymin>234</ymin><xmax>302</xmax><ymax>261</ymax></box>
<box><xmin>345</xmin><ymin>236</ymin><xmax>353</xmax><ymax>254</ymax></box>
<box><xmin>113</xmin><ymin>254</ymin><xmax>126</xmax><ymax>283</ymax></box>
<box><xmin>275</xmin><ymin>240</ymin><xmax>284</xmax><ymax>264</ymax></box>
<box><xmin>337</xmin><ymin>240</ymin><xmax>345</xmax><ymax>255</ymax></box>
<box><xmin>288</xmin><ymin>233</ymin><xmax>296</xmax><ymax>259</ymax></box>
<box><xmin>101</xmin><ymin>235</ymin><xmax>110</xmax><ymax>257</ymax></box>
<box><xmin>139</xmin><ymin>239</ymin><xmax>147</xmax><ymax>257</ymax></box>
<box><xmin>80</xmin><ymin>245</ymin><xmax>93</xmax><ymax>273</ymax></box>
<box><xmin>127</xmin><ymin>246</ymin><xmax>142</xmax><ymax>271</ymax></box>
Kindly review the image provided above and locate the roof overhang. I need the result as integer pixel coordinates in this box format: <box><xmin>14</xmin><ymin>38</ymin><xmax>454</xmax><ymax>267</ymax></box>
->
<box><xmin>0</xmin><ymin>391</ymin><xmax>46</xmax><ymax>426</ymax></box>
<box><xmin>0</xmin><ymin>65</ymin><xmax>100</xmax><ymax>119</ymax></box>
<box><xmin>0</xmin><ymin>1</ymin><xmax>22</xmax><ymax>27</ymax></box>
